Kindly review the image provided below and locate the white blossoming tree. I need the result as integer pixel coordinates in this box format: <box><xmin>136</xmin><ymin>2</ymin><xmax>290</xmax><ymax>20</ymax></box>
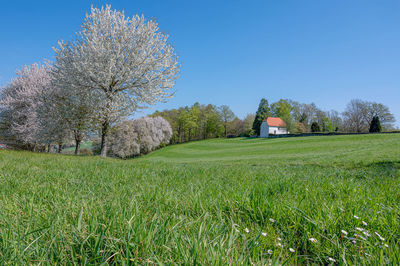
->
<box><xmin>0</xmin><ymin>63</ymin><xmax>51</xmax><ymax>150</ymax></box>
<box><xmin>52</xmin><ymin>5</ymin><xmax>180</xmax><ymax>156</ymax></box>
<box><xmin>109</xmin><ymin>116</ymin><xmax>172</xmax><ymax>158</ymax></box>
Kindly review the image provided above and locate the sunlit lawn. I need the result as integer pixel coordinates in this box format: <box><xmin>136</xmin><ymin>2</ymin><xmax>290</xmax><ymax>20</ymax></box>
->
<box><xmin>0</xmin><ymin>134</ymin><xmax>399</xmax><ymax>264</ymax></box>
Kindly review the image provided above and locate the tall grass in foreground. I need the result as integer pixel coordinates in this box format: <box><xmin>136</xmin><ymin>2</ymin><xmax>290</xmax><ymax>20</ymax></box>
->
<box><xmin>0</xmin><ymin>134</ymin><xmax>399</xmax><ymax>264</ymax></box>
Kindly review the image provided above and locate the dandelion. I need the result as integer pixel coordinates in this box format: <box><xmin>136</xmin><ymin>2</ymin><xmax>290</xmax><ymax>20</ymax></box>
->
<box><xmin>269</xmin><ymin>218</ymin><xmax>275</xmax><ymax>223</ymax></box>
<box><xmin>309</xmin><ymin>238</ymin><xmax>318</xmax><ymax>243</ymax></box>
<box><xmin>375</xmin><ymin>232</ymin><xmax>385</xmax><ymax>241</ymax></box>
<box><xmin>354</xmin><ymin>215</ymin><xmax>360</xmax><ymax>219</ymax></box>
<box><xmin>355</xmin><ymin>227</ymin><xmax>364</xmax><ymax>232</ymax></box>
<box><xmin>328</xmin><ymin>257</ymin><xmax>336</xmax><ymax>262</ymax></box>
<box><xmin>362</xmin><ymin>221</ymin><xmax>368</xmax><ymax>226</ymax></box>
<box><xmin>267</xmin><ymin>249</ymin><xmax>273</xmax><ymax>255</ymax></box>
<box><xmin>245</xmin><ymin>228</ymin><xmax>249</xmax><ymax>233</ymax></box>
<box><xmin>289</xmin><ymin>248</ymin><xmax>295</xmax><ymax>253</ymax></box>
<box><xmin>341</xmin><ymin>230</ymin><xmax>348</xmax><ymax>235</ymax></box>
<box><xmin>262</xmin><ymin>232</ymin><xmax>267</xmax><ymax>237</ymax></box>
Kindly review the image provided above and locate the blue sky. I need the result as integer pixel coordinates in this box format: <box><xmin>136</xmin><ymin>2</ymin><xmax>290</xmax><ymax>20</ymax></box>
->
<box><xmin>1</xmin><ymin>0</ymin><xmax>399</xmax><ymax>126</ymax></box>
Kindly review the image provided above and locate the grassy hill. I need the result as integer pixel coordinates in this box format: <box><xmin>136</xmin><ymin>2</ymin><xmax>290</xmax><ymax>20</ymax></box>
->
<box><xmin>0</xmin><ymin>134</ymin><xmax>399</xmax><ymax>264</ymax></box>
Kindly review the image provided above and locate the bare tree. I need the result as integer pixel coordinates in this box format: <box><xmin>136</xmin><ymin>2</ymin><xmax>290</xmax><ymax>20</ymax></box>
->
<box><xmin>326</xmin><ymin>110</ymin><xmax>342</xmax><ymax>131</ymax></box>
<box><xmin>218</xmin><ymin>105</ymin><xmax>235</xmax><ymax>137</ymax></box>
<box><xmin>362</xmin><ymin>102</ymin><xmax>395</xmax><ymax>130</ymax></box>
<box><xmin>343</xmin><ymin>99</ymin><xmax>395</xmax><ymax>133</ymax></box>
<box><xmin>52</xmin><ymin>5</ymin><xmax>180</xmax><ymax>157</ymax></box>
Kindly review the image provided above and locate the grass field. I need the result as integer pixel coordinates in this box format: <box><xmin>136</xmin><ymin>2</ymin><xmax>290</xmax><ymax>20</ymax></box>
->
<box><xmin>0</xmin><ymin>134</ymin><xmax>399</xmax><ymax>264</ymax></box>
<box><xmin>62</xmin><ymin>141</ymin><xmax>93</xmax><ymax>154</ymax></box>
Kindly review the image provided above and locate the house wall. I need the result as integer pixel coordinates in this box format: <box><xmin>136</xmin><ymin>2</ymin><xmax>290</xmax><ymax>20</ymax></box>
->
<box><xmin>260</xmin><ymin>121</ymin><xmax>269</xmax><ymax>138</ymax></box>
<box><xmin>269</xmin><ymin>126</ymin><xmax>288</xmax><ymax>135</ymax></box>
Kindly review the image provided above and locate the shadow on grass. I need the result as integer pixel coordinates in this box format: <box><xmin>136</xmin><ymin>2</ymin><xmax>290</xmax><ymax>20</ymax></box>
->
<box><xmin>364</xmin><ymin>160</ymin><xmax>400</xmax><ymax>169</ymax></box>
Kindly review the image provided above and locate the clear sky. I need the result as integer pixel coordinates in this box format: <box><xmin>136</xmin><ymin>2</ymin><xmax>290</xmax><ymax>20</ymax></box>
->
<box><xmin>1</xmin><ymin>0</ymin><xmax>399</xmax><ymax>126</ymax></box>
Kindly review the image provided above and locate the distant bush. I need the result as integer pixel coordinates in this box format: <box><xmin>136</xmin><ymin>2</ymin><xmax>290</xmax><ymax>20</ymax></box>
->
<box><xmin>91</xmin><ymin>139</ymin><xmax>102</xmax><ymax>155</ymax></box>
<box><xmin>109</xmin><ymin>116</ymin><xmax>172</xmax><ymax>158</ymax></box>
<box><xmin>311</xmin><ymin>122</ymin><xmax>320</xmax><ymax>133</ymax></box>
<box><xmin>80</xmin><ymin>148</ymin><xmax>93</xmax><ymax>156</ymax></box>
<box><xmin>369</xmin><ymin>116</ymin><xmax>382</xmax><ymax>133</ymax></box>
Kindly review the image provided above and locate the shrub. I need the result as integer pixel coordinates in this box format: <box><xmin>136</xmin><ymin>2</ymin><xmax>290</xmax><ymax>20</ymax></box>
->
<box><xmin>109</xmin><ymin>116</ymin><xmax>172</xmax><ymax>158</ymax></box>
<box><xmin>311</xmin><ymin>122</ymin><xmax>320</xmax><ymax>132</ymax></box>
<box><xmin>369</xmin><ymin>116</ymin><xmax>382</xmax><ymax>133</ymax></box>
<box><xmin>80</xmin><ymin>148</ymin><xmax>93</xmax><ymax>156</ymax></box>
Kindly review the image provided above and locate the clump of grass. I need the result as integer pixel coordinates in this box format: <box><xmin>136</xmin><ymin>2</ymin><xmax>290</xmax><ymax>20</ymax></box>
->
<box><xmin>0</xmin><ymin>134</ymin><xmax>399</xmax><ymax>264</ymax></box>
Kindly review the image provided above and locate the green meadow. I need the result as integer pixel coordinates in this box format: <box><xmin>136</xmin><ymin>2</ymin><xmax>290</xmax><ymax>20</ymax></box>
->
<box><xmin>0</xmin><ymin>134</ymin><xmax>399</xmax><ymax>264</ymax></box>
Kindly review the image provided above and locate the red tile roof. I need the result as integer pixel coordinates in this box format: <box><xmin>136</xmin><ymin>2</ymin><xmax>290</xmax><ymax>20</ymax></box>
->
<box><xmin>265</xmin><ymin>117</ymin><xmax>287</xmax><ymax>127</ymax></box>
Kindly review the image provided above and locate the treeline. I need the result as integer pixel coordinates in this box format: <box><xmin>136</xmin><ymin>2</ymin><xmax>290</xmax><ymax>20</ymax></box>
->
<box><xmin>153</xmin><ymin>98</ymin><xmax>396</xmax><ymax>143</ymax></box>
<box><xmin>150</xmin><ymin>103</ymin><xmax>255</xmax><ymax>143</ymax></box>
<box><xmin>251</xmin><ymin>98</ymin><xmax>395</xmax><ymax>134</ymax></box>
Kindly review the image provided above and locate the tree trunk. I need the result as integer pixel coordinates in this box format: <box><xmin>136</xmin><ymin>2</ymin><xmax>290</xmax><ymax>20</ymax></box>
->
<box><xmin>224</xmin><ymin>125</ymin><xmax>227</xmax><ymax>138</ymax></box>
<box><xmin>100</xmin><ymin>120</ymin><xmax>109</xmax><ymax>157</ymax></box>
<box><xmin>177</xmin><ymin>126</ymin><xmax>181</xmax><ymax>143</ymax></box>
<box><xmin>57</xmin><ymin>143</ymin><xmax>62</xmax><ymax>153</ymax></box>
<box><xmin>74</xmin><ymin>130</ymin><xmax>83</xmax><ymax>155</ymax></box>
<box><xmin>75</xmin><ymin>140</ymin><xmax>81</xmax><ymax>155</ymax></box>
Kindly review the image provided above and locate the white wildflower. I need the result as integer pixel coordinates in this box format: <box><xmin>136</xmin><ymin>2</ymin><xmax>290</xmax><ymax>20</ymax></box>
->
<box><xmin>375</xmin><ymin>232</ymin><xmax>385</xmax><ymax>241</ymax></box>
<box><xmin>289</xmin><ymin>248</ymin><xmax>295</xmax><ymax>253</ymax></box>
<box><xmin>355</xmin><ymin>227</ymin><xmax>364</xmax><ymax>232</ymax></box>
<box><xmin>277</xmin><ymin>237</ymin><xmax>282</xmax><ymax>241</ymax></box>
<box><xmin>328</xmin><ymin>257</ymin><xmax>336</xmax><ymax>262</ymax></box>
<box><xmin>354</xmin><ymin>215</ymin><xmax>360</xmax><ymax>219</ymax></box>
<box><xmin>245</xmin><ymin>228</ymin><xmax>249</xmax><ymax>233</ymax></box>
<box><xmin>365</xmin><ymin>252</ymin><xmax>371</xmax><ymax>257</ymax></box>
<box><xmin>341</xmin><ymin>230</ymin><xmax>348</xmax><ymax>235</ymax></box>
<box><xmin>362</xmin><ymin>221</ymin><xmax>368</xmax><ymax>226</ymax></box>
<box><xmin>363</xmin><ymin>231</ymin><xmax>371</xmax><ymax>237</ymax></box>
<box><xmin>262</xmin><ymin>232</ymin><xmax>267</xmax><ymax>236</ymax></box>
<box><xmin>309</xmin><ymin>238</ymin><xmax>318</xmax><ymax>243</ymax></box>
<box><xmin>267</xmin><ymin>249</ymin><xmax>273</xmax><ymax>254</ymax></box>
<box><xmin>277</xmin><ymin>242</ymin><xmax>282</xmax><ymax>247</ymax></box>
<box><xmin>269</xmin><ymin>218</ymin><xmax>275</xmax><ymax>223</ymax></box>
<box><xmin>384</xmin><ymin>243</ymin><xmax>389</xmax><ymax>248</ymax></box>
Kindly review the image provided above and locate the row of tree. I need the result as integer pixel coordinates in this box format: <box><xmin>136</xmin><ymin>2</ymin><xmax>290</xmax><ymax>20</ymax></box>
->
<box><xmin>153</xmin><ymin>98</ymin><xmax>396</xmax><ymax>144</ymax></box>
<box><xmin>252</xmin><ymin>98</ymin><xmax>396</xmax><ymax>135</ymax></box>
<box><xmin>0</xmin><ymin>5</ymin><xmax>180</xmax><ymax>156</ymax></box>
<box><xmin>150</xmin><ymin>103</ymin><xmax>255</xmax><ymax>143</ymax></box>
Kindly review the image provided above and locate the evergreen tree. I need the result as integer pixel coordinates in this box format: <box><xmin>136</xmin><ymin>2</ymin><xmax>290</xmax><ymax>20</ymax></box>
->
<box><xmin>252</xmin><ymin>98</ymin><xmax>271</xmax><ymax>136</ymax></box>
<box><xmin>311</xmin><ymin>122</ymin><xmax>320</xmax><ymax>132</ymax></box>
<box><xmin>369</xmin><ymin>116</ymin><xmax>382</xmax><ymax>133</ymax></box>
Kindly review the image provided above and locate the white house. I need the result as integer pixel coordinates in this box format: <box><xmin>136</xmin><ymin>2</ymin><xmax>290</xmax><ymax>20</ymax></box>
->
<box><xmin>260</xmin><ymin>117</ymin><xmax>288</xmax><ymax>137</ymax></box>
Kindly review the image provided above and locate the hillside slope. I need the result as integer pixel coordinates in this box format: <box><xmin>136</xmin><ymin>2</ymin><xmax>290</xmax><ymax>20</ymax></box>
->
<box><xmin>144</xmin><ymin>134</ymin><xmax>400</xmax><ymax>166</ymax></box>
<box><xmin>0</xmin><ymin>134</ymin><xmax>399</xmax><ymax>264</ymax></box>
